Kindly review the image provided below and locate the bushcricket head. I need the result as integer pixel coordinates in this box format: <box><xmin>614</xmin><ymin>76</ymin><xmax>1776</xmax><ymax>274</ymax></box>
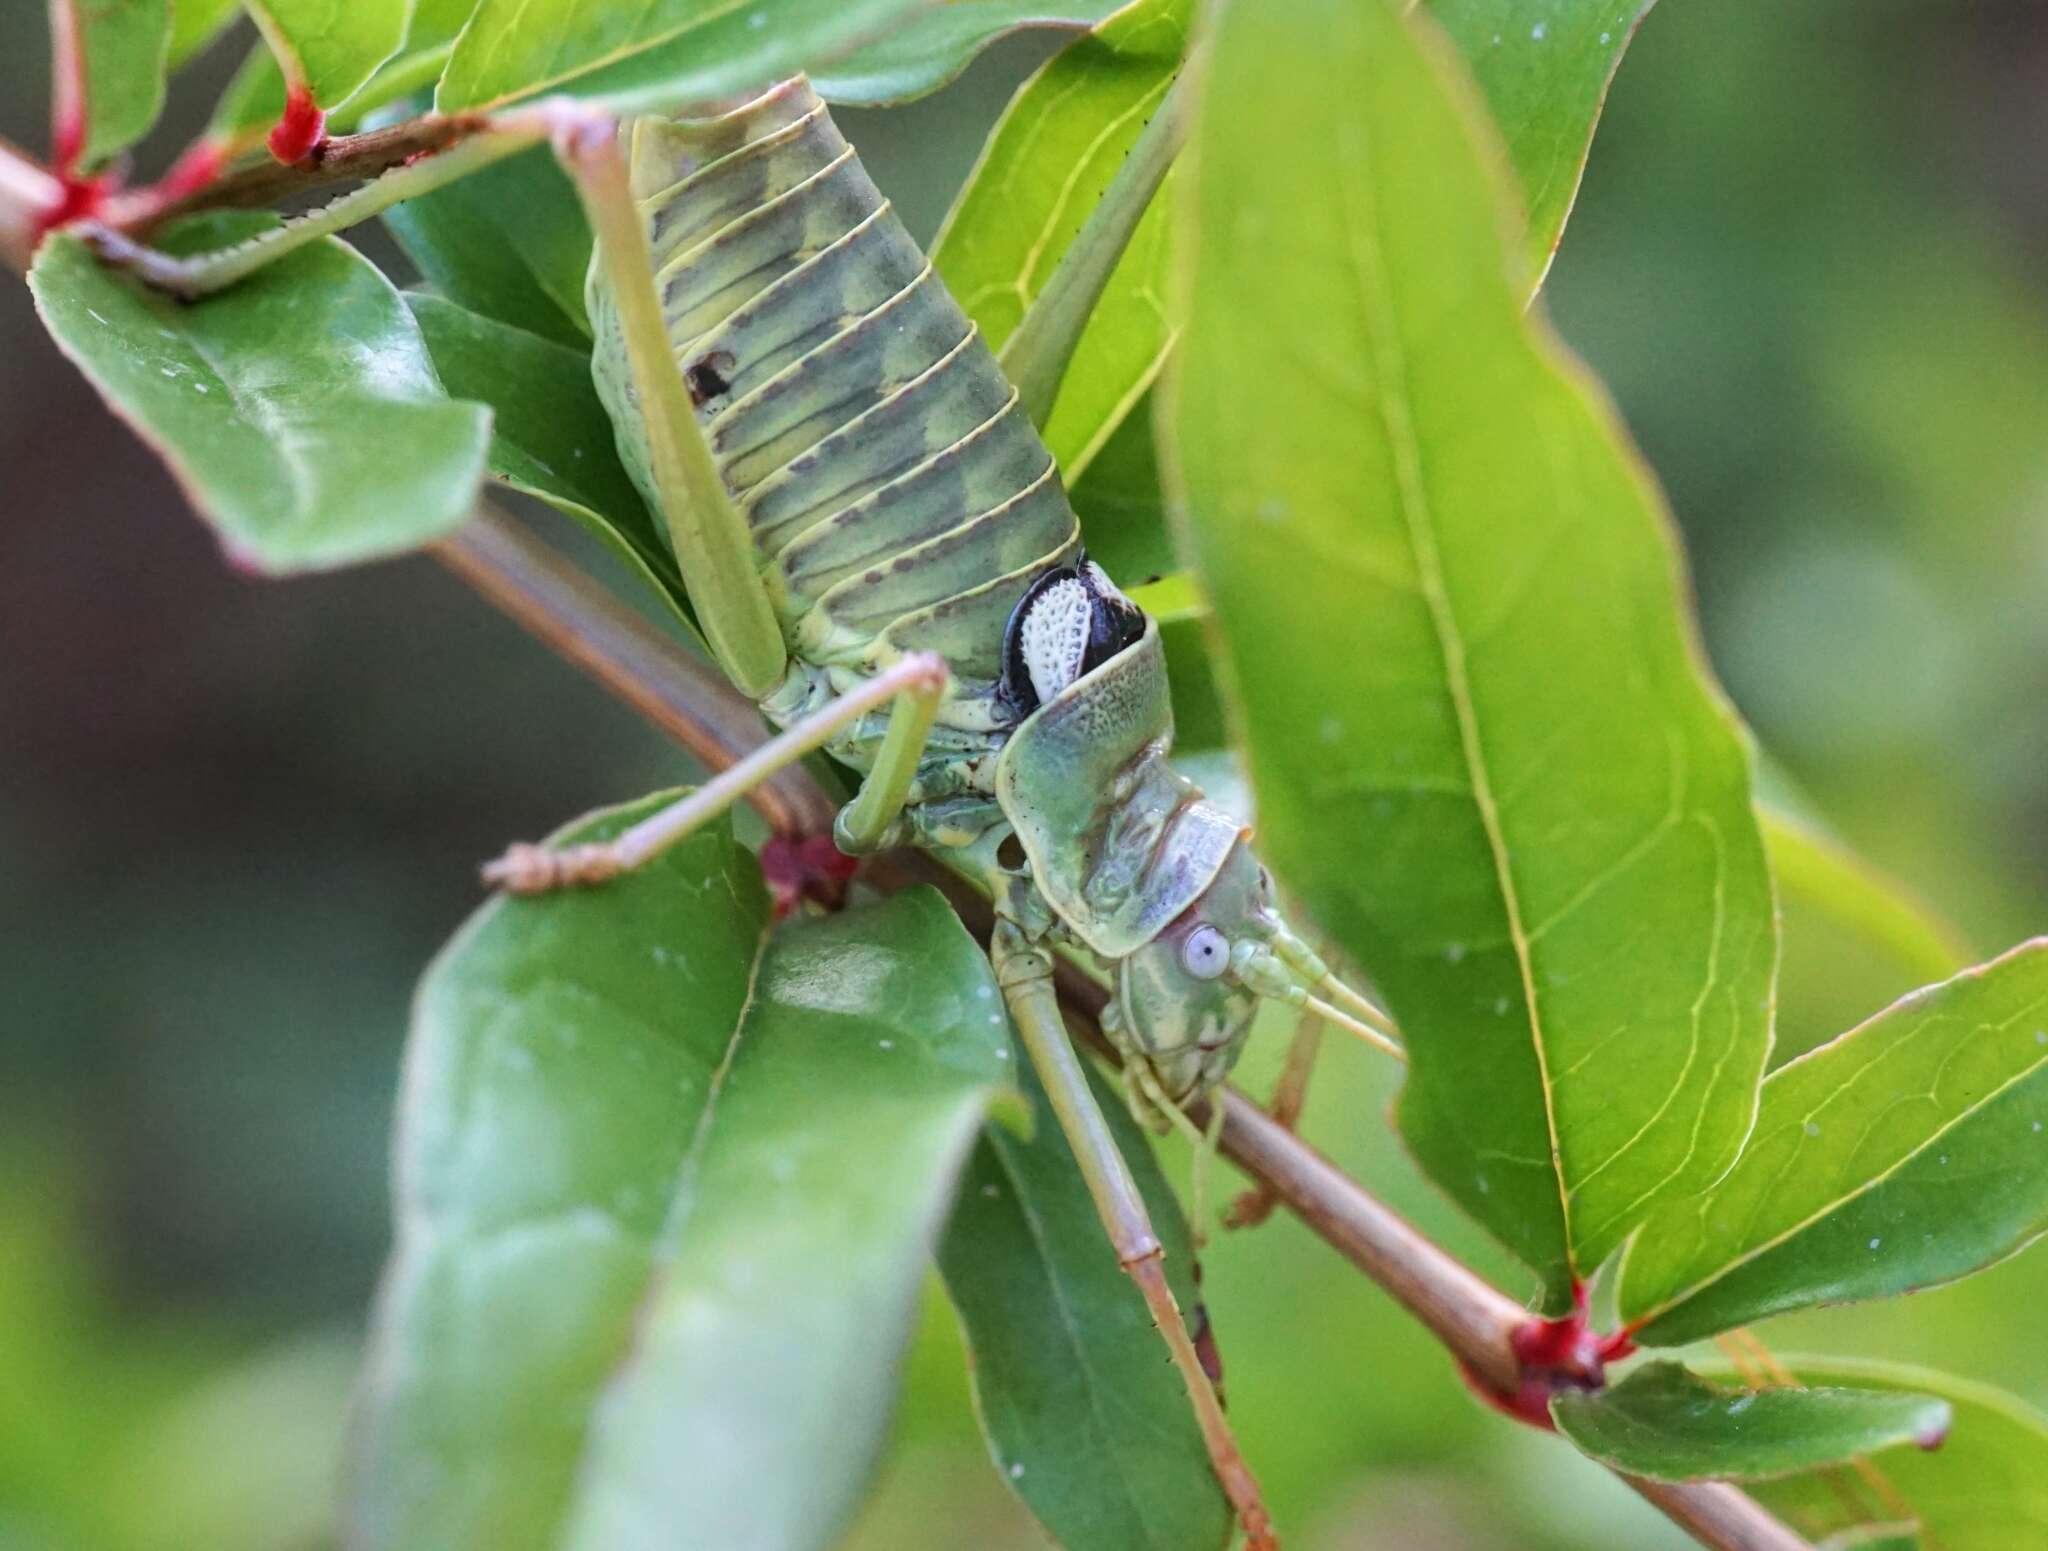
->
<box><xmin>1107</xmin><ymin>838</ymin><xmax>1273</xmax><ymax>1105</ymax></box>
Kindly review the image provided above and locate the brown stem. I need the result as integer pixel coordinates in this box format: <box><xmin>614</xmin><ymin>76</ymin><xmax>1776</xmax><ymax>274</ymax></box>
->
<box><xmin>133</xmin><ymin>113</ymin><xmax>494</xmax><ymax>232</ymax></box>
<box><xmin>430</xmin><ymin>508</ymin><xmax>837</xmax><ymax>839</ymax></box>
<box><xmin>423</xmin><ymin>508</ymin><xmax>1811</xmax><ymax>1551</ymax></box>
<box><xmin>1629</xmin><ymin>1479</ymin><xmax>1813</xmax><ymax>1551</ymax></box>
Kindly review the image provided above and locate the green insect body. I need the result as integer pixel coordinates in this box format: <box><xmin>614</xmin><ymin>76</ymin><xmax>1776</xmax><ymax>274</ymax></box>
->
<box><xmin>586</xmin><ymin>78</ymin><xmax>1333</xmax><ymax>1117</ymax></box>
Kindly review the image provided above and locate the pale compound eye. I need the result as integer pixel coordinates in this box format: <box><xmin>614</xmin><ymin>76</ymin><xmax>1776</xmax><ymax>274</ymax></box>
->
<box><xmin>1181</xmin><ymin>925</ymin><xmax>1230</xmax><ymax>981</ymax></box>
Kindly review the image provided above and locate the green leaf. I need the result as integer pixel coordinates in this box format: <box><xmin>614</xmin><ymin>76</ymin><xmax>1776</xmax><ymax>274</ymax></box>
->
<box><xmin>1427</xmin><ymin>0</ymin><xmax>1658</xmax><ymax>283</ymax></box>
<box><xmin>1763</xmin><ymin>809</ymin><xmax>1973</xmax><ymax>994</ymax></box>
<box><xmin>74</xmin><ymin>0</ymin><xmax>173</xmax><ymax>167</ymax></box>
<box><xmin>168</xmin><ymin>0</ymin><xmax>241</xmax><ymax>69</ymax></box>
<box><xmin>1069</xmin><ymin>386</ymin><xmax>1176</xmax><ymax>583</ymax></box>
<box><xmin>436</xmin><ymin>0</ymin><xmax>934</xmax><ymax>115</ymax></box>
<box><xmin>932</xmin><ymin>0</ymin><xmax>1189</xmax><ymax>481</ymax></box>
<box><xmin>403</xmin><ymin>294</ymin><xmax>699</xmax><ymax>634</ymax></box>
<box><xmin>937</xmin><ymin>1055</ymin><xmax>1230</xmax><ymax>1551</ymax></box>
<box><xmin>935</xmin><ymin>0</ymin><xmax>1651</xmax><ymax>494</ymax></box>
<box><xmin>1618</xmin><ymin>939</ymin><xmax>2048</xmax><ymax>1345</ymax></box>
<box><xmin>354</xmin><ymin>798</ymin><xmax>1014</xmax><ymax>1551</ymax></box>
<box><xmin>245</xmin><ymin>0</ymin><xmax>410</xmax><ymax>108</ymax></box>
<box><xmin>816</xmin><ymin>1</ymin><xmax>1128</xmax><ymax>105</ymax></box>
<box><xmin>1739</xmin><ymin>1358</ymin><xmax>2048</xmax><ymax>1551</ymax></box>
<box><xmin>1551</xmin><ymin>1361</ymin><xmax>1949</xmax><ymax>1483</ymax></box>
<box><xmin>29</xmin><ymin>218</ymin><xmax>490</xmax><ymax>575</ymax></box>
<box><xmin>384</xmin><ymin>143</ymin><xmax>592</xmax><ymax>347</ymax></box>
<box><xmin>1168</xmin><ymin>0</ymin><xmax>1776</xmax><ymax>1308</ymax></box>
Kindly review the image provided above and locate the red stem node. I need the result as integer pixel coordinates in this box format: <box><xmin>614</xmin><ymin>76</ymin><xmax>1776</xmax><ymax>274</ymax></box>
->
<box><xmin>267</xmin><ymin>85</ymin><xmax>327</xmax><ymax>166</ymax></box>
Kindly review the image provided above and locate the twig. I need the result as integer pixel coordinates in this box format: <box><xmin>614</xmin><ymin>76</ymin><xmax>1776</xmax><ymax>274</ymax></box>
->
<box><xmin>424</xmin><ymin>506</ymin><xmax>1811</xmax><ymax>1551</ymax></box>
<box><xmin>134</xmin><ymin>113</ymin><xmax>494</xmax><ymax>231</ymax></box>
<box><xmin>432</xmin><ymin>509</ymin><xmax>837</xmax><ymax>839</ymax></box>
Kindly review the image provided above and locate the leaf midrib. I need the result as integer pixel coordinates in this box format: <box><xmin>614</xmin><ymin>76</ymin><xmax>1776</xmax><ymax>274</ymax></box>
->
<box><xmin>551</xmin><ymin>909</ymin><xmax>775</xmax><ymax>1542</ymax></box>
<box><xmin>1329</xmin><ymin>14</ymin><xmax>1574</xmax><ymax>1270</ymax></box>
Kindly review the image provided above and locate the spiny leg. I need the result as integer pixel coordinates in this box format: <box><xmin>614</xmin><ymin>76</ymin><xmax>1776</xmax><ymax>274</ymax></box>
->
<box><xmin>484</xmin><ymin>653</ymin><xmax>949</xmax><ymax>893</ymax></box>
<box><xmin>1225</xmin><ymin>1009</ymin><xmax>1324</xmax><ymax>1230</ymax></box>
<box><xmin>992</xmin><ymin>920</ymin><xmax>1277</xmax><ymax>1551</ymax></box>
<box><xmin>553</xmin><ymin>115</ymin><xmax>787</xmax><ymax>699</ymax></box>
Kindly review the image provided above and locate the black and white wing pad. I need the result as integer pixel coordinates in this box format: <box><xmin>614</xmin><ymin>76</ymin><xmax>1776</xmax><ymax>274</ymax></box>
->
<box><xmin>998</xmin><ymin>556</ymin><xmax>1148</xmax><ymax>720</ymax></box>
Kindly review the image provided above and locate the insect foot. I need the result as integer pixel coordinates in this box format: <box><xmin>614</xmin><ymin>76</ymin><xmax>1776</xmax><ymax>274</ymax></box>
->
<box><xmin>758</xmin><ymin>832</ymin><xmax>861</xmax><ymax>919</ymax></box>
<box><xmin>480</xmin><ymin>841</ymin><xmax>624</xmax><ymax>894</ymax></box>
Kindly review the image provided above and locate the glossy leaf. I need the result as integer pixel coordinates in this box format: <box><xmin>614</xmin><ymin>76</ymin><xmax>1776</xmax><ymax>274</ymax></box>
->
<box><xmin>385</xmin><ymin>143</ymin><xmax>593</xmax><ymax>347</ymax></box>
<box><xmin>1763</xmin><ymin>810</ymin><xmax>1972</xmax><ymax>993</ymax></box>
<box><xmin>29</xmin><ymin>218</ymin><xmax>490</xmax><ymax>574</ymax></box>
<box><xmin>354</xmin><ymin>799</ymin><xmax>1013</xmax><ymax>1551</ymax></box>
<box><xmin>403</xmin><ymin>294</ymin><xmax>698</xmax><ymax>632</ymax></box>
<box><xmin>436</xmin><ymin>0</ymin><xmax>932</xmax><ymax>115</ymax></box>
<box><xmin>168</xmin><ymin>0</ymin><xmax>242</xmax><ymax>69</ymax></box>
<box><xmin>935</xmin><ymin>0</ymin><xmax>1653</xmax><ymax>495</ymax></box>
<box><xmin>1551</xmin><ymin>1361</ymin><xmax>1948</xmax><ymax>1483</ymax></box>
<box><xmin>932</xmin><ymin>0</ymin><xmax>1189</xmax><ymax>481</ymax></box>
<box><xmin>244</xmin><ymin>0</ymin><xmax>410</xmax><ymax>108</ymax></box>
<box><xmin>1428</xmin><ymin>0</ymin><xmax>1659</xmax><ymax>283</ymax></box>
<box><xmin>937</xmin><ymin>1055</ymin><xmax>1229</xmax><ymax>1551</ymax></box>
<box><xmin>1741</xmin><ymin>1359</ymin><xmax>2048</xmax><ymax>1551</ymax></box>
<box><xmin>1169</xmin><ymin>0</ymin><xmax>1775</xmax><ymax>1308</ymax></box>
<box><xmin>1619</xmin><ymin>939</ymin><xmax>2048</xmax><ymax>1345</ymax></box>
<box><xmin>1171</xmin><ymin>0</ymin><xmax>1777</xmax><ymax>1303</ymax></box>
<box><xmin>73</xmin><ymin>0</ymin><xmax>172</xmax><ymax>166</ymax></box>
<box><xmin>816</xmin><ymin>0</ymin><xmax>1127</xmax><ymax>105</ymax></box>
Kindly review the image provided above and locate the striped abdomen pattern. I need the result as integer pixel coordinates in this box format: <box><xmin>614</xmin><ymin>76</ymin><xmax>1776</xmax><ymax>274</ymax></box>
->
<box><xmin>589</xmin><ymin>78</ymin><xmax>1083</xmax><ymax>725</ymax></box>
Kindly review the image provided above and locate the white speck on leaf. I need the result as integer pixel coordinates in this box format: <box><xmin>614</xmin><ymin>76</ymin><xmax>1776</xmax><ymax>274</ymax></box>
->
<box><xmin>1869</xmin><ymin>1237</ymin><xmax>1882</xmax><ymax>1250</ymax></box>
<box><xmin>1320</xmin><ymin>715</ymin><xmax>1344</xmax><ymax>744</ymax></box>
<box><xmin>1600</xmin><ymin>30</ymin><xmax>1612</xmax><ymax>43</ymax></box>
<box><xmin>1531</xmin><ymin>21</ymin><xmax>1547</xmax><ymax>39</ymax></box>
<box><xmin>981</xmin><ymin>1183</ymin><xmax>999</xmax><ymax>1198</ymax></box>
<box><xmin>1803</xmin><ymin>1121</ymin><xmax>1820</xmax><ymax>1137</ymax></box>
<box><xmin>1256</xmin><ymin>496</ymin><xmax>1289</xmax><ymax>525</ymax></box>
<box><xmin>1009</xmin><ymin>1463</ymin><xmax>1024</xmax><ymax>1480</ymax></box>
<box><xmin>1727</xmin><ymin>1395</ymin><xmax>1754</xmax><ymax>1415</ymax></box>
<box><xmin>878</xmin><ymin>1038</ymin><xmax>893</xmax><ymax>1050</ymax></box>
<box><xmin>1444</xmin><ymin>942</ymin><xmax>1466</xmax><ymax>964</ymax></box>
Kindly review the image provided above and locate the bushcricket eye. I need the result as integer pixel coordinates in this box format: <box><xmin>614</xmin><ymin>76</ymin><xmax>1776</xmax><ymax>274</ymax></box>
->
<box><xmin>1181</xmin><ymin>925</ymin><xmax>1230</xmax><ymax>980</ymax></box>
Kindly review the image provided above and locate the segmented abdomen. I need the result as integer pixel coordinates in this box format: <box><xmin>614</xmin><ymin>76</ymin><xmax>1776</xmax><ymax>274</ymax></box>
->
<box><xmin>590</xmin><ymin>78</ymin><xmax>1081</xmax><ymax>712</ymax></box>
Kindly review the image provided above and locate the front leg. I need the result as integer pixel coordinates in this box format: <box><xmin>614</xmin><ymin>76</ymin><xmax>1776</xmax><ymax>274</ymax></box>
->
<box><xmin>990</xmin><ymin>918</ymin><xmax>1277</xmax><ymax>1551</ymax></box>
<box><xmin>485</xmin><ymin>653</ymin><xmax>947</xmax><ymax>893</ymax></box>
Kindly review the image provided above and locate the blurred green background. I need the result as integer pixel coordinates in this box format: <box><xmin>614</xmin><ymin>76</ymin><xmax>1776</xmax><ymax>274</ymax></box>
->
<box><xmin>1</xmin><ymin>3</ymin><xmax>2043</xmax><ymax>1548</ymax></box>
